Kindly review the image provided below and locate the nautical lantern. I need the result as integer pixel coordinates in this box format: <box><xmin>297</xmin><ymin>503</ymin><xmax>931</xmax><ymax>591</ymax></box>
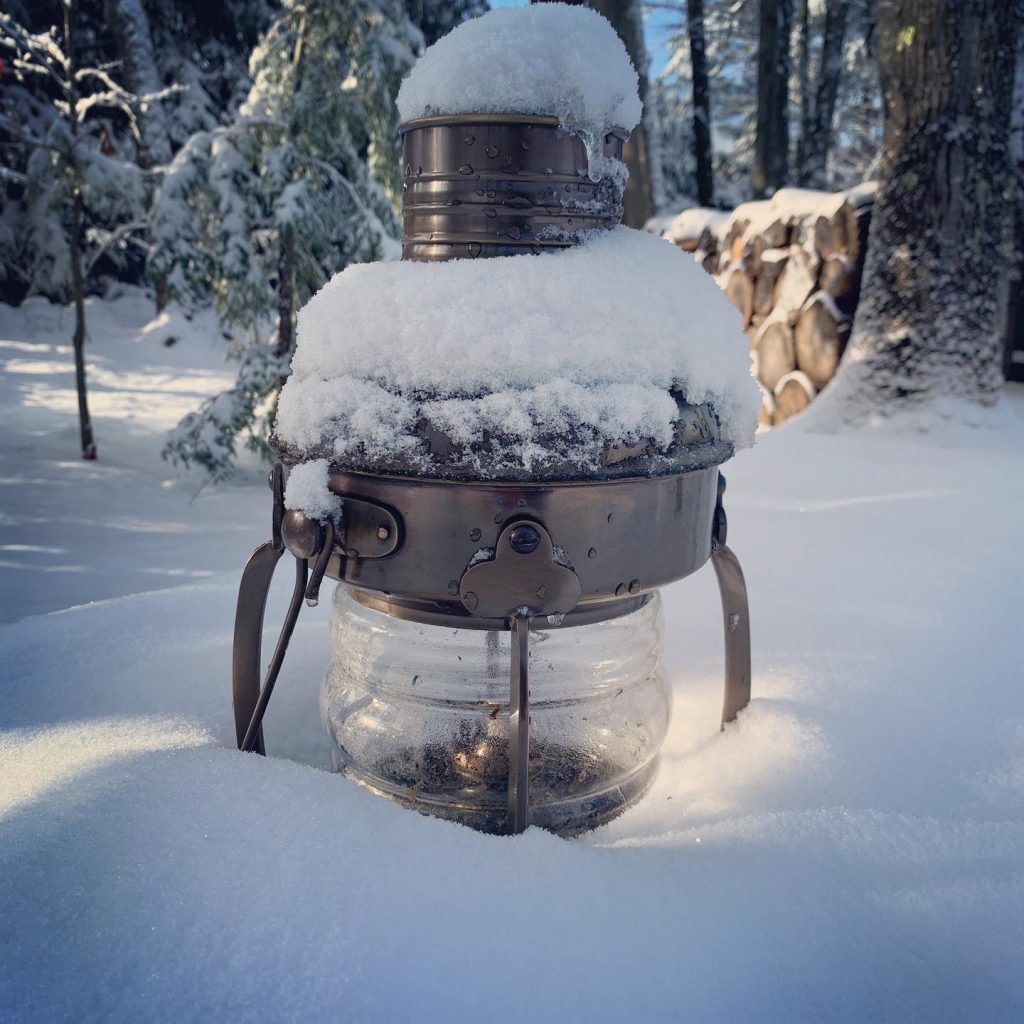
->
<box><xmin>230</xmin><ymin>5</ymin><xmax>757</xmax><ymax>836</ymax></box>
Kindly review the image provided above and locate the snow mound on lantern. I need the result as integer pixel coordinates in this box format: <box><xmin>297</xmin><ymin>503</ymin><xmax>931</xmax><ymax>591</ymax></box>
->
<box><xmin>275</xmin><ymin>227</ymin><xmax>760</xmax><ymax>476</ymax></box>
<box><xmin>397</xmin><ymin>4</ymin><xmax>642</xmax><ymax>136</ymax></box>
<box><xmin>283</xmin><ymin>458</ymin><xmax>342</xmax><ymax>520</ymax></box>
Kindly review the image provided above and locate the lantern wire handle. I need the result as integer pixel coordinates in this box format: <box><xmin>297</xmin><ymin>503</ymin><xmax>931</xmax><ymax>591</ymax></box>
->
<box><xmin>239</xmin><ymin>554</ymin><xmax>309</xmax><ymax>754</ymax></box>
<box><xmin>506</xmin><ymin>612</ymin><xmax>532</xmax><ymax>834</ymax></box>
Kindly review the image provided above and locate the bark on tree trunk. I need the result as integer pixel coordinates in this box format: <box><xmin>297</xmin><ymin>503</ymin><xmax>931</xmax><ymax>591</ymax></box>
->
<box><xmin>70</xmin><ymin>187</ymin><xmax>97</xmax><ymax>460</ymax></box>
<box><xmin>795</xmin><ymin>0</ymin><xmax>811</xmax><ymax>172</ymax></box>
<box><xmin>752</xmin><ymin>0</ymin><xmax>792</xmax><ymax>198</ymax></box>
<box><xmin>798</xmin><ymin>0</ymin><xmax>850</xmax><ymax>188</ymax></box>
<box><xmin>687</xmin><ymin>0</ymin><xmax>714</xmax><ymax>206</ymax></box>
<box><xmin>813</xmin><ymin>0</ymin><xmax>1019</xmax><ymax>421</ymax></box>
<box><xmin>65</xmin><ymin>2</ymin><xmax>96</xmax><ymax>460</ymax></box>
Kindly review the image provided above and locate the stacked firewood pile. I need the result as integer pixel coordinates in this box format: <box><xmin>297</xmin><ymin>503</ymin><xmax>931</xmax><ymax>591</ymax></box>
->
<box><xmin>658</xmin><ymin>184</ymin><xmax>876</xmax><ymax>425</ymax></box>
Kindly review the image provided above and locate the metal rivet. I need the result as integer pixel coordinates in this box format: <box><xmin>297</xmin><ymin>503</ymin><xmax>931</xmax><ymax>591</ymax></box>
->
<box><xmin>588</xmin><ymin>547</ymin><xmax>597</xmax><ymax>559</ymax></box>
<box><xmin>464</xmin><ymin>591</ymin><xmax>479</xmax><ymax>611</ymax></box>
<box><xmin>447</xmin><ymin>580</ymin><xmax>459</xmax><ymax>596</ymax></box>
<box><xmin>628</xmin><ymin>579</ymin><xmax>641</xmax><ymax>595</ymax></box>
<box><xmin>469</xmin><ymin>527</ymin><xmax>482</xmax><ymax>542</ymax></box>
<box><xmin>508</xmin><ymin>524</ymin><xmax>541</xmax><ymax>554</ymax></box>
<box><xmin>376</xmin><ymin>525</ymin><xmax>389</xmax><ymax>541</ymax></box>
<box><xmin>615</xmin><ymin>583</ymin><xmax>626</xmax><ymax>597</ymax></box>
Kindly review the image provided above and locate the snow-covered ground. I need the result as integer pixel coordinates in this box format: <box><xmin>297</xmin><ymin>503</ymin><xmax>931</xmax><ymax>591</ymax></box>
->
<box><xmin>0</xmin><ymin>291</ymin><xmax>267</xmax><ymax>622</ymax></box>
<box><xmin>2</xmin><ymin>291</ymin><xmax>1023</xmax><ymax>1021</ymax></box>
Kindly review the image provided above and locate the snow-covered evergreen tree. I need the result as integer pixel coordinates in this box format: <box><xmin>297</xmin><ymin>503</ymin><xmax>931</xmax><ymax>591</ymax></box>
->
<box><xmin>0</xmin><ymin>3</ymin><xmax>163</xmax><ymax>458</ymax></box>
<box><xmin>158</xmin><ymin>0</ymin><xmax>422</xmax><ymax>479</ymax></box>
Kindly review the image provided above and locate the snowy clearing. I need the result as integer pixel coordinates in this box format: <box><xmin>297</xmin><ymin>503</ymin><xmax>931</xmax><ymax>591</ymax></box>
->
<box><xmin>2</xmin><ymin>293</ymin><xmax>1024</xmax><ymax>1021</ymax></box>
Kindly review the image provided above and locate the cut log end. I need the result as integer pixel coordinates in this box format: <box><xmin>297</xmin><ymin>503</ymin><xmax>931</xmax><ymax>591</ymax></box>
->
<box><xmin>754</xmin><ymin>319</ymin><xmax>797</xmax><ymax>391</ymax></box>
<box><xmin>773</xmin><ymin>371</ymin><xmax>816</xmax><ymax>423</ymax></box>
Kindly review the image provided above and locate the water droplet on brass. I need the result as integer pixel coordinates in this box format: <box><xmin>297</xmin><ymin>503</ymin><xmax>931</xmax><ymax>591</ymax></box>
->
<box><xmin>588</xmin><ymin>547</ymin><xmax>597</xmax><ymax>559</ymax></box>
<box><xmin>506</xmin><ymin>225</ymin><xmax>522</xmax><ymax>241</ymax></box>
<box><xmin>469</xmin><ymin>527</ymin><xmax>482</xmax><ymax>541</ymax></box>
<box><xmin>484</xmin><ymin>207</ymin><xmax>497</xmax><ymax>219</ymax></box>
<box><xmin>615</xmin><ymin>583</ymin><xmax>626</xmax><ymax>597</ymax></box>
<box><xmin>458</xmin><ymin>163</ymin><xmax>473</xmax><ymax>175</ymax></box>
<box><xmin>415</xmin><ymin>166</ymin><xmax>423</xmax><ymax>177</ymax></box>
<box><xmin>447</xmin><ymin>580</ymin><xmax>459</xmax><ymax>596</ymax></box>
<box><xmin>628</xmin><ymin>579</ymin><xmax>641</xmax><ymax>595</ymax></box>
<box><xmin>485</xmin><ymin>143</ymin><xmax>499</xmax><ymax>158</ymax></box>
<box><xmin>607</xmin><ymin>512</ymin><xmax>614</xmax><ymax>523</ymax></box>
<box><xmin>466</xmin><ymin>242</ymin><xmax>482</xmax><ymax>257</ymax></box>
<box><xmin>521</xmin><ymin>139</ymin><xmax>531</xmax><ymax>150</ymax></box>
<box><xmin>404</xmin><ymin>164</ymin><xmax>412</xmax><ymax>176</ymax></box>
<box><xmin>464</xmin><ymin>134</ymin><xmax>475</xmax><ymax>146</ymax></box>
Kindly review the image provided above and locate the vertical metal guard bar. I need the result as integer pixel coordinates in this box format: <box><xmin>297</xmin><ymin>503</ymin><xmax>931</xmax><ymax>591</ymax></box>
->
<box><xmin>506</xmin><ymin>613</ymin><xmax>531</xmax><ymax>833</ymax></box>
<box><xmin>711</xmin><ymin>472</ymin><xmax>752</xmax><ymax>728</ymax></box>
<box><xmin>711</xmin><ymin>546</ymin><xmax>751</xmax><ymax>726</ymax></box>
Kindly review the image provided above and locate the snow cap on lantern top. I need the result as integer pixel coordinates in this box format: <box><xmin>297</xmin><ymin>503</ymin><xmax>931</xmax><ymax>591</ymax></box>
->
<box><xmin>396</xmin><ymin>4</ymin><xmax>642</xmax><ymax>135</ymax></box>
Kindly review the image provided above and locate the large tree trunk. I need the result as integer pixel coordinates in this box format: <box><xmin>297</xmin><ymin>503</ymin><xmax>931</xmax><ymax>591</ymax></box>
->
<box><xmin>65</xmin><ymin>2</ymin><xmax>97</xmax><ymax>460</ymax></box>
<box><xmin>687</xmin><ymin>0</ymin><xmax>714</xmax><ymax>206</ymax></box>
<box><xmin>795</xmin><ymin>0</ymin><xmax>811</xmax><ymax>171</ymax></box>
<box><xmin>798</xmin><ymin>0</ymin><xmax>851</xmax><ymax>187</ymax></box>
<box><xmin>752</xmin><ymin>0</ymin><xmax>792</xmax><ymax>198</ymax></box>
<box><xmin>557</xmin><ymin>0</ymin><xmax>655</xmax><ymax>225</ymax></box>
<box><xmin>814</xmin><ymin>0</ymin><xmax>1019</xmax><ymax>422</ymax></box>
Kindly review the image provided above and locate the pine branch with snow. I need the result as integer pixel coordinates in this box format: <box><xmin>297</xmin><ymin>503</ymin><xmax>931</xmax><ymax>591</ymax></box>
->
<box><xmin>155</xmin><ymin>0</ymin><xmax>422</xmax><ymax>479</ymax></box>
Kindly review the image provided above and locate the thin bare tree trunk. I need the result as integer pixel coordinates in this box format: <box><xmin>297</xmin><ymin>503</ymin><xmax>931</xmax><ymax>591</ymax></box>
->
<box><xmin>65</xmin><ymin>2</ymin><xmax>97</xmax><ymax>460</ymax></box>
<box><xmin>813</xmin><ymin>0</ymin><xmax>1019</xmax><ymax>421</ymax></box>
<box><xmin>752</xmin><ymin>0</ymin><xmax>792</xmax><ymax>197</ymax></box>
<box><xmin>687</xmin><ymin>0</ymin><xmax>714</xmax><ymax>206</ymax></box>
<box><xmin>798</xmin><ymin>0</ymin><xmax>851</xmax><ymax>187</ymax></box>
<box><xmin>274</xmin><ymin>230</ymin><xmax>295</xmax><ymax>359</ymax></box>
<box><xmin>795</xmin><ymin>0</ymin><xmax>811</xmax><ymax>175</ymax></box>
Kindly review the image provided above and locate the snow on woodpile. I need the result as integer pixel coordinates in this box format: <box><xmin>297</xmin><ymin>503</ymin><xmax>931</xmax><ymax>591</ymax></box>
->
<box><xmin>274</xmin><ymin>227</ymin><xmax>760</xmax><ymax>484</ymax></box>
<box><xmin>654</xmin><ymin>184</ymin><xmax>878</xmax><ymax>427</ymax></box>
<box><xmin>396</xmin><ymin>4</ymin><xmax>640</xmax><ymax>179</ymax></box>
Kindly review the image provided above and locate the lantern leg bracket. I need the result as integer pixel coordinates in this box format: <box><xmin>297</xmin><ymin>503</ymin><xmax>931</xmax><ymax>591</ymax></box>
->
<box><xmin>506</xmin><ymin>612</ymin><xmax>532</xmax><ymax>834</ymax></box>
<box><xmin>710</xmin><ymin>472</ymin><xmax>752</xmax><ymax>729</ymax></box>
